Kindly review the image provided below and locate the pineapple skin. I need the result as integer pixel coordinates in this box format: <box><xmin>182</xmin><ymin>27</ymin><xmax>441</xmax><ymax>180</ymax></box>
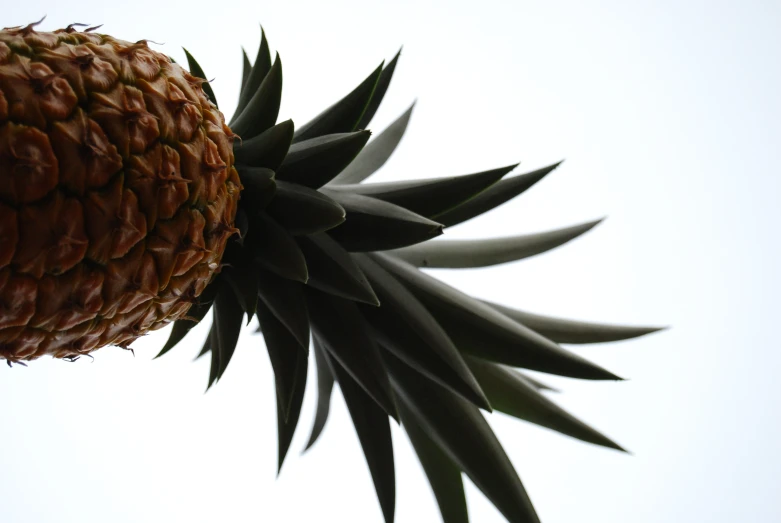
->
<box><xmin>0</xmin><ymin>24</ymin><xmax>241</xmax><ymax>362</ymax></box>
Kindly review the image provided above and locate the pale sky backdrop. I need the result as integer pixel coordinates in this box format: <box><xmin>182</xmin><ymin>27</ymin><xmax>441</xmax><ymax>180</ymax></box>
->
<box><xmin>2</xmin><ymin>1</ymin><xmax>780</xmax><ymax>522</ymax></box>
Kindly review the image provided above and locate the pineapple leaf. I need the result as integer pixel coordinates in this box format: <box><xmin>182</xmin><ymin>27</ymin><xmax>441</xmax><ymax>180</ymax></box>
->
<box><xmin>266</xmin><ymin>180</ymin><xmax>345</xmax><ymax>235</ymax></box>
<box><xmin>399</xmin><ymin>400</ymin><xmax>469</xmax><ymax>523</ymax></box>
<box><xmin>183</xmin><ymin>48</ymin><xmax>218</xmax><ymax>108</ymax></box>
<box><xmin>293</xmin><ymin>63</ymin><xmax>384</xmax><ymax>142</ymax></box>
<box><xmin>355</xmin><ymin>254</ymin><xmax>490</xmax><ymax>410</ymax></box>
<box><xmin>330</xmin><ymin>101</ymin><xmax>415</xmax><ymax>185</ymax></box>
<box><xmin>155</xmin><ymin>282</ymin><xmax>219</xmax><ymax>358</ymax></box>
<box><xmin>234</xmin><ymin>120</ymin><xmax>295</xmax><ymax>171</ymax></box>
<box><xmin>256</xmin><ymin>267</ymin><xmax>310</xmax><ymax>348</ymax></box>
<box><xmin>304</xmin><ymin>338</ymin><xmax>336</xmax><ymax>450</ymax></box>
<box><xmin>306</xmin><ymin>290</ymin><xmax>398</xmax><ymax>421</ymax></box>
<box><xmin>326</xmin><ymin>348</ymin><xmax>396</xmax><ymax>523</ymax></box>
<box><xmin>356</xmin><ymin>49</ymin><xmax>402</xmax><ymax>131</ymax></box>
<box><xmin>276</xmin><ymin>131</ymin><xmax>371</xmax><ymax>188</ymax></box>
<box><xmin>231</xmin><ymin>53</ymin><xmax>282</xmax><ymax>140</ymax></box>
<box><xmin>239</xmin><ymin>47</ymin><xmax>252</xmax><ymax>97</ymax></box>
<box><xmin>466</xmin><ymin>357</ymin><xmax>625</xmax><ymax>451</ymax></box>
<box><xmin>389</xmin><ymin>219</ymin><xmax>603</xmax><ymax>268</ymax></box>
<box><xmin>435</xmin><ymin>162</ymin><xmax>562</xmax><ymax>227</ymax></box>
<box><xmin>372</xmin><ymin>253</ymin><xmax>621</xmax><ymax>380</ymax></box>
<box><xmin>329</xmin><ymin>164</ymin><xmax>516</xmax><ymax>218</ymax></box>
<box><xmin>209</xmin><ymin>285</ymin><xmax>245</xmax><ymax>385</ymax></box>
<box><xmin>517</xmin><ymin>372</ymin><xmax>559</xmax><ymax>393</ymax></box>
<box><xmin>257</xmin><ymin>300</ymin><xmax>308</xmax><ymax>423</ymax></box>
<box><xmin>233</xmin><ymin>27</ymin><xmax>271</xmax><ymax>121</ymax></box>
<box><xmin>251</xmin><ymin>212</ymin><xmax>309</xmax><ymax>282</ymax></box>
<box><xmin>322</xmin><ymin>191</ymin><xmax>444</xmax><ymax>252</ymax></box>
<box><xmin>483</xmin><ymin>301</ymin><xmax>666</xmax><ymax>344</ymax></box>
<box><xmin>386</xmin><ymin>352</ymin><xmax>540</xmax><ymax>523</ymax></box>
<box><xmin>222</xmin><ymin>243</ymin><xmax>259</xmax><ymax>322</ymax></box>
<box><xmin>295</xmin><ymin>233</ymin><xmax>379</xmax><ymax>306</ymax></box>
<box><xmin>236</xmin><ymin>167</ymin><xmax>276</xmax><ymax>209</ymax></box>
<box><xmin>275</xmin><ymin>334</ymin><xmax>308</xmax><ymax>473</ymax></box>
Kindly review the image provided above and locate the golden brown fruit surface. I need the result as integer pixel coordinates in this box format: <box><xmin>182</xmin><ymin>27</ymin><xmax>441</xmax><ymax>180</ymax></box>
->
<box><xmin>0</xmin><ymin>23</ymin><xmax>241</xmax><ymax>362</ymax></box>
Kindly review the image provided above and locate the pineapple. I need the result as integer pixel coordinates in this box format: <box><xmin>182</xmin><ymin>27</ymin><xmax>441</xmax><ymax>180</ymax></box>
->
<box><xmin>0</xmin><ymin>20</ymin><xmax>662</xmax><ymax>523</ymax></box>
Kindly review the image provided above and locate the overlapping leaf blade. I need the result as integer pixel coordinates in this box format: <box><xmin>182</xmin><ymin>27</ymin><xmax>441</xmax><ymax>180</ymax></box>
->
<box><xmin>371</xmin><ymin>253</ymin><xmax>619</xmax><ymax>380</ymax></box>
<box><xmin>251</xmin><ymin>212</ymin><xmax>308</xmax><ymax>282</ymax></box>
<box><xmin>327</xmin><ymin>349</ymin><xmax>396</xmax><ymax>523</ymax></box>
<box><xmin>266</xmin><ymin>180</ymin><xmax>345</xmax><ymax>235</ymax></box>
<box><xmin>296</xmin><ymin>233</ymin><xmax>379</xmax><ymax>305</ymax></box>
<box><xmin>236</xmin><ymin>167</ymin><xmax>276</xmax><ymax>210</ymax></box>
<box><xmin>329</xmin><ymin>102</ymin><xmax>415</xmax><ymax>185</ymax></box>
<box><xmin>156</xmin><ymin>281</ymin><xmax>219</xmax><ymax>358</ymax></box>
<box><xmin>399</xmin><ymin>401</ymin><xmax>469</xmax><ymax>523</ymax></box>
<box><xmin>305</xmin><ymin>338</ymin><xmax>336</xmax><ymax>450</ymax></box>
<box><xmin>386</xmin><ymin>352</ymin><xmax>540</xmax><ymax>523</ymax></box>
<box><xmin>466</xmin><ymin>357</ymin><xmax>625</xmax><ymax>451</ymax></box>
<box><xmin>230</xmin><ymin>53</ymin><xmax>282</xmax><ymax>140</ymax></box>
<box><xmin>208</xmin><ymin>284</ymin><xmax>245</xmax><ymax>386</ymax></box>
<box><xmin>355</xmin><ymin>254</ymin><xmax>490</xmax><ymax>410</ymax></box>
<box><xmin>323</xmin><ymin>191</ymin><xmax>443</xmax><ymax>252</ymax></box>
<box><xmin>329</xmin><ymin>164</ymin><xmax>516</xmax><ymax>219</ymax></box>
<box><xmin>274</xmin><ymin>334</ymin><xmax>308</xmax><ymax>473</ymax></box>
<box><xmin>389</xmin><ymin>219</ymin><xmax>603</xmax><ymax>268</ymax></box>
<box><xmin>233</xmin><ymin>28</ymin><xmax>271</xmax><ymax>120</ymax></box>
<box><xmin>257</xmin><ymin>300</ymin><xmax>308</xmax><ymax>423</ymax></box>
<box><xmin>276</xmin><ymin>131</ymin><xmax>371</xmax><ymax>188</ymax></box>
<box><xmin>355</xmin><ymin>50</ymin><xmax>401</xmax><ymax>130</ymax></box>
<box><xmin>483</xmin><ymin>301</ymin><xmax>665</xmax><ymax>344</ymax></box>
<box><xmin>256</xmin><ymin>267</ymin><xmax>310</xmax><ymax>348</ymax></box>
<box><xmin>435</xmin><ymin>162</ymin><xmax>562</xmax><ymax>227</ymax></box>
<box><xmin>306</xmin><ymin>290</ymin><xmax>398</xmax><ymax>420</ymax></box>
<box><xmin>234</xmin><ymin>120</ymin><xmax>295</xmax><ymax>171</ymax></box>
<box><xmin>293</xmin><ymin>64</ymin><xmax>383</xmax><ymax>142</ymax></box>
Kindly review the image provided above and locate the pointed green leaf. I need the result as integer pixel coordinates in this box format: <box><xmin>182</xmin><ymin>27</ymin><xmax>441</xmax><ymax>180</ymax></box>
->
<box><xmin>399</xmin><ymin>401</ymin><xmax>469</xmax><ymax>523</ymax></box>
<box><xmin>293</xmin><ymin>63</ymin><xmax>383</xmax><ymax>142</ymax></box>
<box><xmin>483</xmin><ymin>301</ymin><xmax>667</xmax><ymax>344</ymax></box>
<box><xmin>266</xmin><ymin>180</ymin><xmax>345</xmax><ymax>235</ymax></box>
<box><xmin>330</xmin><ymin>102</ymin><xmax>414</xmax><ymax>185</ymax></box>
<box><xmin>239</xmin><ymin>47</ymin><xmax>252</xmax><ymax>98</ymax></box>
<box><xmin>386</xmin><ymin>352</ymin><xmax>540</xmax><ymax>523</ymax></box>
<box><xmin>322</xmin><ymin>191</ymin><xmax>443</xmax><ymax>252</ymax></box>
<box><xmin>466</xmin><ymin>357</ymin><xmax>625</xmax><ymax>451</ymax></box>
<box><xmin>435</xmin><ymin>162</ymin><xmax>562</xmax><ymax>227</ymax></box>
<box><xmin>183</xmin><ymin>48</ymin><xmax>218</xmax><ymax>108</ymax></box>
<box><xmin>230</xmin><ymin>53</ymin><xmax>282</xmax><ymax>140</ymax></box>
<box><xmin>306</xmin><ymin>290</ymin><xmax>398</xmax><ymax>420</ymax></box>
<box><xmin>355</xmin><ymin>50</ymin><xmax>401</xmax><ymax>130</ymax></box>
<box><xmin>233</xmin><ymin>28</ymin><xmax>271</xmax><ymax>120</ymax></box>
<box><xmin>275</xmin><ymin>334</ymin><xmax>308</xmax><ymax>473</ymax></box>
<box><xmin>234</xmin><ymin>120</ymin><xmax>295</xmax><ymax>171</ymax></box>
<box><xmin>221</xmin><ymin>242</ymin><xmax>259</xmax><ymax>322</ymax></box>
<box><xmin>371</xmin><ymin>253</ymin><xmax>620</xmax><ymax>380</ymax></box>
<box><xmin>517</xmin><ymin>372</ymin><xmax>559</xmax><ymax>393</ymax></box>
<box><xmin>296</xmin><ymin>233</ymin><xmax>379</xmax><ymax>306</ymax></box>
<box><xmin>155</xmin><ymin>281</ymin><xmax>219</xmax><ymax>358</ymax></box>
<box><xmin>256</xmin><ymin>267</ymin><xmax>310</xmax><ymax>348</ymax></box>
<box><xmin>389</xmin><ymin>219</ymin><xmax>603</xmax><ymax>268</ymax></box>
<box><xmin>236</xmin><ymin>167</ymin><xmax>276</xmax><ymax>210</ymax></box>
<box><xmin>208</xmin><ymin>284</ymin><xmax>245</xmax><ymax>385</ymax></box>
<box><xmin>276</xmin><ymin>131</ymin><xmax>371</xmax><ymax>188</ymax></box>
<box><xmin>251</xmin><ymin>212</ymin><xmax>308</xmax><ymax>282</ymax></box>
<box><xmin>257</xmin><ymin>300</ymin><xmax>308</xmax><ymax>423</ymax></box>
<box><xmin>327</xmin><ymin>349</ymin><xmax>396</xmax><ymax>523</ymax></box>
<box><xmin>329</xmin><ymin>164</ymin><xmax>516</xmax><ymax>218</ymax></box>
<box><xmin>355</xmin><ymin>254</ymin><xmax>490</xmax><ymax>410</ymax></box>
<box><xmin>305</xmin><ymin>338</ymin><xmax>336</xmax><ymax>450</ymax></box>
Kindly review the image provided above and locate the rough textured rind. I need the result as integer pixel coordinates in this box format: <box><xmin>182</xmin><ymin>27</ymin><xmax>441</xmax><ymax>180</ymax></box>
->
<box><xmin>0</xmin><ymin>23</ymin><xmax>240</xmax><ymax>361</ymax></box>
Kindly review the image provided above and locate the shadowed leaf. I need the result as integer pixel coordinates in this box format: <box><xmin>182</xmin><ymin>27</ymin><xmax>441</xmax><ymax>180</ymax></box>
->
<box><xmin>234</xmin><ymin>120</ymin><xmax>295</xmax><ymax>171</ymax></box>
<box><xmin>156</xmin><ymin>282</ymin><xmax>219</xmax><ymax>358</ymax></box>
<box><xmin>330</xmin><ymin>102</ymin><xmax>414</xmax><ymax>185</ymax></box>
<box><xmin>305</xmin><ymin>338</ymin><xmax>336</xmax><ymax>450</ymax></box>
<box><xmin>251</xmin><ymin>212</ymin><xmax>308</xmax><ymax>282</ymax></box>
<box><xmin>230</xmin><ymin>53</ymin><xmax>282</xmax><ymax>140</ymax></box>
<box><xmin>256</xmin><ymin>267</ymin><xmax>310</xmax><ymax>348</ymax></box>
<box><xmin>277</xmin><ymin>131</ymin><xmax>371</xmax><ymax>188</ymax></box>
<box><xmin>356</xmin><ymin>50</ymin><xmax>401</xmax><ymax>130</ymax></box>
<box><xmin>435</xmin><ymin>162</ymin><xmax>562</xmax><ymax>227</ymax></box>
<box><xmin>183</xmin><ymin>48</ymin><xmax>217</xmax><ymax>108</ymax></box>
<box><xmin>266</xmin><ymin>180</ymin><xmax>345</xmax><ymax>235</ymax></box>
<box><xmin>294</xmin><ymin>63</ymin><xmax>383</xmax><ymax>142</ymax></box>
<box><xmin>233</xmin><ymin>28</ymin><xmax>271</xmax><ymax>120</ymax></box>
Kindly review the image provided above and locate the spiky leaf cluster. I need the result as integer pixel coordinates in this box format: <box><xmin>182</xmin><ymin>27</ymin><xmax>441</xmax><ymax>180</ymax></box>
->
<box><xmin>161</xmin><ymin>30</ymin><xmax>661</xmax><ymax>523</ymax></box>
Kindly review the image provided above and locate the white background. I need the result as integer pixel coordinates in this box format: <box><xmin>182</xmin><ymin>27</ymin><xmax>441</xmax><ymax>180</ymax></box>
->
<box><xmin>2</xmin><ymin>1</ymin><xmax>780</xmax><ymax>522</ymax></box>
